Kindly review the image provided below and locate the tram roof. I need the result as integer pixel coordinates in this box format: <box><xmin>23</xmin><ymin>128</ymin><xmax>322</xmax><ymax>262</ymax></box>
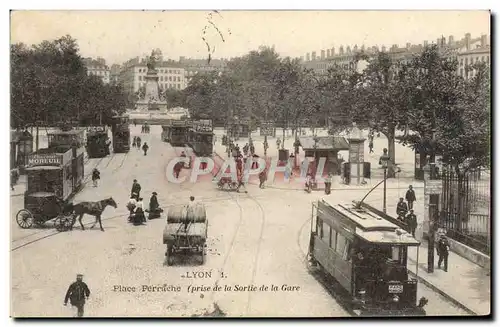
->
<box><xmin>355</xmin><ymin>228</ymin><xmax>420</xmax><ymax>245</ymax></box>
<box><xmin>25</xmin><ymin>166</ymin><xmax>61</xmax><ymax>171</ymax></box>
<box><xmin>47</xmin><ymin>129</ymin><xmax>84</xmax><ymax>135</ymax></box>
<box><xmin>331</xmin><ymin>202</ymin><xmax>399</xmax><ymax>231</ymax></box>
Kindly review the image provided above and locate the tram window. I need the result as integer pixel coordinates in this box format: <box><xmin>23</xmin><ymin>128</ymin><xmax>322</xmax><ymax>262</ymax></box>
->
<box><xmin>391</xmin><ymin>246</ymin><xmax>403</xmax><ymax>263</ymax></box>
<box><xmin>330</xmin><ymin>230</ymin><xmax>337</xmax><ymax>250</ymax></box>
<box><xmin>321</xmin><ymin>222</ymin><xmax>330</xmax><ymax>244</ymax></box>
<box><xmin>317</xmin><ymin>218</ymin><xmax>323</xmax><ymax>238</ymax></box>
<box><xmin>335</xmin><ymin>233</ymin><xmax>348</xmax><ymax>255</ymax></box>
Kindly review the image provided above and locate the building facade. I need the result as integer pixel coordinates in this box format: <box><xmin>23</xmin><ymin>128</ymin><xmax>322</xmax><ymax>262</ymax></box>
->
<box><xmin>118</xmin><ymin>56</ymin><xmax>187</xmax><ymax>95</ymax></box>
<box><xmin>83</xmin><ymin>57</ymin><xmax>110</xmax><ymax>84</ymax></box>
<box><xmin>301</xmin><ymin>33</ymin><xmax>490</xmax><ymax>79</ymax></box>
<box><xmin>179</xmin><ymin>57</ymin><xmax>228</xmax><ymax>84</ymax></box>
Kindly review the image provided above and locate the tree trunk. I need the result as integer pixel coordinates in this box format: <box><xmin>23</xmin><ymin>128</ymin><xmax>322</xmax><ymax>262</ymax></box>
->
<box><xmin>386</xmin><ymin>127</ymin><xmax>396</xmax><ymax>178</ymax></box>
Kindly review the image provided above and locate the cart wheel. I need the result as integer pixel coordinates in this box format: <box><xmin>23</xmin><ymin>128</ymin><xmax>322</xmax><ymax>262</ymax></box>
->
<box><xmin>200</xmin><ymin>247</ymin><xmax>205</xmax><ymax>265</ymax></box>
<box><xmin>56</xmin><ymin>214</ymin><xmax>75</xmax><ymax>232</ymax></box>
<box><xmin>166</xmin><ymin>245</ymin><xmax>174</xmax><ymax>266</ymax></box>
<box><xmin>16</xmin><ymin>209</ymin><xmax>34</xmax><ymax>229</ymax></box>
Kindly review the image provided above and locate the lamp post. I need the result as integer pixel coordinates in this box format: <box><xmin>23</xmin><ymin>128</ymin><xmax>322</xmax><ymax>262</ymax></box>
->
<box><xmin>379</xmin><ymin>150</ymin><xmax>391</xmax><ymax>213</ymax></box>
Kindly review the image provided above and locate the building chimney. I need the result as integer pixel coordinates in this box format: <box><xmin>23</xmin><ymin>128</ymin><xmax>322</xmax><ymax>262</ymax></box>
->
<box><xmin>448</xmin><ymin>35</ymin><xmax>454</xmax><ymax>45</ymax></box>
<box><xmin>465</xmin><ymin>33</ymin><xmax>471</xmax><ymax>50</ymax></box>
<box><xmin>481</xmin><ymin>34</ymin><xmax>488</xmax><ymax>47</ymax></box>
<box><xmin>312</xmin><ymin>51</ymin><xmax>317</xmax><ymax>61</ymax></box>
<box><xmin>339</xmin><ymin>46</ymin><xmax>344</xmax><ymax>55</ymax></box>
<box><xmin>331</xmin><ymin>47</ymin><xmax>335</xmax><ymax>56</ymax></box>
<box><xmin>327</xmin><ymin>49</ymin><xmax>331</xmax><ymax>58</ymax></box>
<box><xmin>424</xmin><ymin>40</ymin><xmax>428</xmax><ymax>47</ymax></box>
<box><xmin>306</xmin><ymin>53</ymin><xmax>310</xmax><ymax>61</ymax></box>
<box><xmin>321</xmin><ymin>50</ymin><xmax>325</xmax><ymax>60</ymax></box>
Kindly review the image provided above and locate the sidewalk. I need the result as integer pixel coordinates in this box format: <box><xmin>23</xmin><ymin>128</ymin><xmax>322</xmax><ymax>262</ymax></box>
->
<box><xmin>407</xmin><ymin>242</ymin><xmax>490</xmax><ymax>316</ymax></box>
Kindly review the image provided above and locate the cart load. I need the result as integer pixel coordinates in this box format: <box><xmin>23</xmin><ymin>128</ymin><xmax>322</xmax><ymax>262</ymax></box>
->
<box><xmin>163</xmin><ymin>203</ymin><xmax>208</xmax><ymax>266</ymax></box>
<box><xmin>166</xmin><ymin>203</ymin><xmax>206</xmax><ymax>223</ymax></box>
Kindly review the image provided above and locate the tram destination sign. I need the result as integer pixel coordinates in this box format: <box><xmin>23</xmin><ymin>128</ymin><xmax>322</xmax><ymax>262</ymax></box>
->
<box><xmin>194</xmin><ymin>120</ymin><xmax>213</xmax><ymax>132</ymax></box>
<box><xmin>27</xmin><ymin>154</ymin><xmax>62</xmax><ymax>167</ymax></box>
<box><xmin>86</xmin><ymin>126</ymin><xmax>107</xmax><ymax>133</ymax></box>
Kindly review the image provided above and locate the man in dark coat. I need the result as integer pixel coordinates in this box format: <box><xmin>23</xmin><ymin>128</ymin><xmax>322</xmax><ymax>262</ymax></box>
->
<box><xmin>131</xmin><ymin>179</ymin><xmax>141</xmax><ymax>200</ymax></box>
<box><xmin>259</xmin><ymin>169</ymin><xmax>267</xmax><ymax>189</ymax></box>
<box><xmin>142</xmin><ymin>142</ymin><xmax>149</xmax><ymax>156</ymax></box>
<box><xmin>437</xmin><ymin>235</ymin><xmax>450</xmax><ymax>272</ymax></box>
<box><xmin>136</xmin><ymin>137</ymin><xmax>142</xmax><ymax>149</ymax></box>
<box><xmin>64</xmin><ymin>274</ymin><xmax>90</xmax><ymax>317</ymax></box>
<box><xmin>405</xmin><ymin>185</ymin><xmax>416</xmax><ymax>210</ymax></box>
<box><xmin>91</xmin><ymin>168</ymin><xmax>100</xmax><ymax>187</ymax></box>
<box><xmin>406</xmin><ymin>210</ymin><xmax>418</xmax><ymax>237</ymax></box>
<box><xmin>396</xmin><ymin>197</ymin><xmax>408</xmax><ymax>217</ymax></box>
<box><xmin>148</xmin><ymin>192</ymin><xmax>162</xmax><ymax>219</ymax></box>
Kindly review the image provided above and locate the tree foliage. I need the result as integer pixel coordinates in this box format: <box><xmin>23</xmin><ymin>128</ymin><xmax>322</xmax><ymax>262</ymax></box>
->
<box><xmin>11</xmin><ymin>35</ymin><xmax>127</xmax><ymax>128</ymax></box>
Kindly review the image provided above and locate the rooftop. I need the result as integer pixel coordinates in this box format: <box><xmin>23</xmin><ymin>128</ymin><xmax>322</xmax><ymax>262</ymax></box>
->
<box><xmin>298</xmin><ymin>136</ymin><xmax>350</xmax><ymax>151</ymax></box>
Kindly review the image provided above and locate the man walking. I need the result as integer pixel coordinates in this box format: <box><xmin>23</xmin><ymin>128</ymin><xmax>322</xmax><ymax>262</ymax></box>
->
<box><xmin>437</xmin><ymin>234</ymin><xmax>450</xmax><ymax>272</ymax></box>
<box><xmin>64</xmin><ymin>274</ymin><xmax>90</xmax><ymax>317</ymax></box>
<box><xmin>131</xmin><ymin>179</ymin><xmax>141</xmax><ymax>200</ymax></box>
<box><xmin>91</xmin><ymin>168</ymin><xmax>100</xmax><ymax>187</ymax></box>
<box><xmin>324</xmin><ymin>172</ymin><xmax>333</xmax><ymax>195</ymax></box>
<box><xmin>259</xmin><ymin>169</ymin><xmax>267</xmax><ymax>189</ymax></box>
<box><xmin>142</xmin><ymin>142</ymin><xmax>149</xmax><ymax>156</ymax></box>
<box><xmin>406</xmin><ymin>210</ymin><xmax>418</xmax><ymax>238</ymax></box>
<box><xmin>405</xmin><ymin>185</ymin><xmax>416</xmax><ymax>210</ymax></box>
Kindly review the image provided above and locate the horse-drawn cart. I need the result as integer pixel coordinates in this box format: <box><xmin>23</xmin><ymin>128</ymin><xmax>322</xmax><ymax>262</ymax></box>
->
<box><xmin>163</xmin><ymin>203</ymin><xmax>208</xmax><ymax>266</ymax></box>
<box><xmin>16</xmin><ymin>192</ymin><xmax>75</xmax><ymax>231</ymax></box>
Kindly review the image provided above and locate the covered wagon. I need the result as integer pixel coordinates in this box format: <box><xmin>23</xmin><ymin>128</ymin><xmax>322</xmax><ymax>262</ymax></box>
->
<box><xmin>163</xmin><ymin>203</ymin><xmax>208</xmax><ymax>265</ymax></box>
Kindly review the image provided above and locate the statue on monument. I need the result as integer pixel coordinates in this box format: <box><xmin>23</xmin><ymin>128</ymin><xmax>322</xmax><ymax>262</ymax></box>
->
<box><xmin>147</xmin><ymin>48</ymin><xmax>163</xmax><ymax>72</ymax></box>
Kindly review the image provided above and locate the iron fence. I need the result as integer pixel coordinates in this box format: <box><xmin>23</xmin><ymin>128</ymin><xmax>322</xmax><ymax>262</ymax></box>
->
<box><xmin>438</xmin><ymin>168</ymin><xmax>491</xmax><ymax>255</ymax></box>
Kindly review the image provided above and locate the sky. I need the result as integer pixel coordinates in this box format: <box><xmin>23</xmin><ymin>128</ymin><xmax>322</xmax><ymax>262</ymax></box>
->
<box><xmin>10</xmin><ymin>10</ymin><xmax>490</xmax><ymax>66</ymax></box>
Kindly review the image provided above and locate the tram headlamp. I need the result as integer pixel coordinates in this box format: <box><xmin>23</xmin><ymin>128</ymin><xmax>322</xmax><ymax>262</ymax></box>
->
<box><xmin>392</xmin><ymin>295</ymin><xmax>400</xmax><ymax>303</ymax></box>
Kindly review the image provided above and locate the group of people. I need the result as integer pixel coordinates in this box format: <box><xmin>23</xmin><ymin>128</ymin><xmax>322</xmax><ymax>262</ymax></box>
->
<box><xmin>396</xmin><ymin>185</ymin><xmax>418</xmax><ymax>237</ymax></box>
<box><xmin>141</xmin><ymin>124</ymin><xmax>150</xmax><ymax>134</ymax></box>
<box><xmin>132</xmin><ymin>136</ymin><xmax>149</xmax><ymax>155</ymax></box>
<box><xmin>126</xmin><ymin>179</ymin><xmax>162</xmax><ymax>225</ymax></box>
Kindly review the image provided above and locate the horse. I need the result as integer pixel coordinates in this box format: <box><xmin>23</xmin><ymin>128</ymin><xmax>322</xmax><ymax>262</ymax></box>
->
<box><xmin>68</xmin><ymin>197</ymin><xmax>117</xmax><ymax>232</ymax></box>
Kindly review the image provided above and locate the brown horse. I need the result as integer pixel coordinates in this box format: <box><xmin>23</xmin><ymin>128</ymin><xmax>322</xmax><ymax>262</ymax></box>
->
<box><xmin>68</xmin><ymin>197</ymin><xmax>117</xmax><ymax>231</ymax></box>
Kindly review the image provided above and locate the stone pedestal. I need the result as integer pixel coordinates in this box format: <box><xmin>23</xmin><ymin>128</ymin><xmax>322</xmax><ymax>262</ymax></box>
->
<box><xmin>422</xmin><ymin>165</ymin><xmax>443</xmax><ymax>239</ymax></box>
<box><xmin>135</xmin><ymin>68</ymin><xmax>168</xmax><ymax>111</ymax></box>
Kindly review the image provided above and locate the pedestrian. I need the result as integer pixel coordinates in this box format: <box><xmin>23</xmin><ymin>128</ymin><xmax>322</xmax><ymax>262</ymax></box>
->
<box><xmin>127</xmin><ymin>195</ymin><xmax>137</xmax><ymax>221</ymax></box>
<box><xmin>396</xmin><ymin>197</ymin><xmax>408</xmax><ymax>217</ymax></box>
<box><xmin>131</xmin><ymin>179</ymin><xmax>141</xmax><ymax>200</ymax></box>
<box><xmin>405</xmin><ymin>185</ymin><xmax>416</xmax><ymax>210</ymax></box>
<box><xmin>406</xmin><ymin>210</ymin><xmax>418</xmax><ymax>237</ymax></box>
<box><xmin>133</xmin><ymin>120</ymin><xmax>137</xmax><ymax>127</ymax></box>
<box><xmin>437</xmin><ymin>234</ymin><xmax>450</xmax><ymax>272</ymax></box>
<box><xmin>243</xmin><ymin>143</ymin><xmax>249</xmax><ymax>156</ymax></box>
<box><xmin>276</xmin><ymin>138</ymin><xmax>281</xmax><ymax>149</ymax></box>
<box><xmin>136</xmin><ymin>137</ymin><xmax>142</xmax><ymax>149</ymax></box>
<box><xmin>91</xmin><ymin>168</ymin><xmax>100</xmax><ymax>187</ymax></box>
<box><xmin>369</xmin><ymin>140</ymin><xmax>374</xmax><ymax>154</ymax></box>
<box><xmin>324</xmin><ymin>172</ymin><xmax>333</xmax><ymax>195</ymax></box>
<box><xmin>173</xmin><ymin>162</ymin><xmax>182</xmax><ymax>179</ymax></box>
<box><xmin>185</xmin><ymin>196</ymin><xmax>197</xmax><ymax>230</ymax></box>
<box><xmin>64</xmin><ymin>274</ymin><xmax>90</xmax><ymax>317</ymax></box>
<box><xmin>132</xmin><ymin>136</ymin><xmax>137</xmax><ymax>148</ymax></box>
<box><xmin>249</xmin><ymin>144</ymin><xmax>255</xmax><ymax>156</ymax></box>
<box><xmin>141</xmin><ymin>125</ymin><xmax>145</xmax><ymax>133</ymax></box>
<box><xmin>148</xmin><ymin>192</ymin><xmax>162</xmax><ymax>219</ymax></box>
<box><xmin>134</xmin><ymin>197</ymin><xmax>146</xmax><ymax>225</ymax></box>
<box><xmin>236</xmin><ymin>175</ymin><xmax>247</xmax><ymax>193</ymax></box>
<box><xmin>142</xmin><ymin>142</ymin><xmax>149</xmax><ymax>156</ymax></box>
<box><xmin>10</xmin><ymin>169</ymin><xmax>19</xmax><ymax>191</ymax></box>
<box><xmin>259</xmin><ymin>169</ymin><xmax>267</xmax><ymax>189</ymax></box>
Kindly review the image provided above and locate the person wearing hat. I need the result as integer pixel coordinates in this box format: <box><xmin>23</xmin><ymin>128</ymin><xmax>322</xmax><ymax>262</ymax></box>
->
<box><xmin>396</xmin><ymin>197</ymin><xmax>408</xmax><ymax>218</ymax></box>
<box><xmin>131</xmin><ymin>179</ymin><xmax>141</xmax><ymax>200</ymax></box>
<box><xmin>91</xmin><ymin>168</ymin><xmax>100</xmax><ymax>187</ymax></box>
<box><xmin>405</xmin><ymin>209</ymin><xmax>418</xmax><ymax>238</ymax></box>
<box><xmin>148</xmin><ymin>192</ymin><xmax>162</xmax><ymax>219</ymax></box>
<box><xmin>405</xmin><ymin>185</ymin><xmax>416</xmax><ymax>210</ymax></box>
<box><xmin>134</xmin><ymin>197</ymin><xmax>146</xmax><ymax>225</ymax></box>
<box><xmin>64</xmin><ymin>274</ymin><xmax>90</xmax><ymax>317</ymax></box>
<box><xmin>324</xmin><ymin>172</ymin><xmax>333</xmax><ymax>195</ymax></box>
<box><xmin>142</xmin><ymin>142</ymin><xmax>149</xmax><ymax>156</ymax></box>
<box><xmin>436</xmin><ymin>234</ymin><xmax>450</xmax><ymax>272</ymax></box>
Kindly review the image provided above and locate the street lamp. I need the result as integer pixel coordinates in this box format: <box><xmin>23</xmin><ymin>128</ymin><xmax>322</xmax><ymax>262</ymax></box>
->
<box><xmin>379</xmin><ymin>149</ymin><xmax>391</xmax><ymax>213</ymax></box>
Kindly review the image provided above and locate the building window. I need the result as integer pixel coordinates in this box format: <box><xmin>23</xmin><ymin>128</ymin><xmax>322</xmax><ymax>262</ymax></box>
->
<box><xmin>178</xmin><ymin>84</ymin><xmax>181</xmax><ymax>89</ymax></box>
<box><xmin>169</xmin><ymin>76</ymin><xmax>172</xmax><ymax>81</ymax></box>
<box><xmin>160</xmin><ymin>76</ymin><xmax>163</xmax><ymax>81</ymax></box>
<box><xmin>465</xmin><ymin>58</ymin><xmax>468</xmax><ymax>66</ymax></box>
<box><xmin>460</xmin><ymin>68</ymin><xmax>463</xmax><ymax>77</ymax></box>
<box><xmin>321</xmin><ymin>222</ymin><xmax>330</xmax><ymax>244</ymax></box>
<box><xmin>460</xmin><ymin>59</ymin><xmax>463</xmax><ymax>66</ymax></box>
<box><xmin>177</xmin><ymin>76</ymin><xmax>181</xmax><ymax>82</ymax></box>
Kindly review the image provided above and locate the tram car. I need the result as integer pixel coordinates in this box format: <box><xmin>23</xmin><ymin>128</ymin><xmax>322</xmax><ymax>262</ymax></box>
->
<box><xmin>162</xmin><ymin>119</ymin><xmax>191</xmax><ymax>147</ymax></box>
<box><xmin>86</xmin><ymin>126</ymin><xmax>110</xmax><ymax>158</ymax></box>
<box><xmin>111</xmin><ymin>114</ymin><xmax>130</xmax><ymax>153</ymax></box>
<box><xmin>308</xmin><ymin>200</ymin><xmax>427</xmax><ymax>316</ymax></box>
<box><xmin>187</xmin><ymin>119</ymin><xmax>214</xmax><ymax>157</ymax></box>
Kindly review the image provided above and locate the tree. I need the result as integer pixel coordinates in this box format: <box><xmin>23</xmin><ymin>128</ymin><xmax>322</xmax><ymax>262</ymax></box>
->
<box><xmin>351</xmin><ymin>51</ymin><xmax>408</xmax><ymax>177</ymax></box>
